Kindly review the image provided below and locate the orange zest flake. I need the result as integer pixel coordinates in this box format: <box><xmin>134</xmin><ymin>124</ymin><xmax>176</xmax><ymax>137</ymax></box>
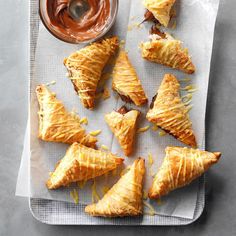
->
<box><xmin>70</xmin><ymin>189</ymin><xmax>79</xmax><ymax>204</ymax></box>
<box><xmin>137</xmin><ymin>125</ymin><xmax>150</xmax><ymax>133</ymax></box>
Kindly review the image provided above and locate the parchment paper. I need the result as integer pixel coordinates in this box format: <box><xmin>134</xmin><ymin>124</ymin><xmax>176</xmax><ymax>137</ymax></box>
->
<box><xmin>17</xmin><ymin>0</ymin><xmax>219</xmax><ymax>220</ymax></box>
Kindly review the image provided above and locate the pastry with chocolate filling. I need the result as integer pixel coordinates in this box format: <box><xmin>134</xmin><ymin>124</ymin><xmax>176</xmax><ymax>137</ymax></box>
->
<box><xmin>149</xmin><ymin>146</ymin><xmax>221</xmax><ymax>199</ymax></box>
<box><xmin>105</xmin><ymin>106</ymin><xmax>140</xmax><ymax>156</ymax></box>
<box><xmin>146</xmin><ymin>74</ymin><xmax>197</xmax><ymax>147</ymax></box>
<box><xmin>47</xmin><ymin>143</ymin><xmax>124</xmax><ymax>190</ymax></box>
<box><xmin>140</xmin><ymin>30</ymin><xmax>195</xmax><ymax>74</ymax></box>
<box><xmin>143</xmin><ymin>0</ymin><xmax>176</xmax><ymax>27</ymax></box>
<box><xmin>36</xmin><ymin>85</ymin><xmax>97</xmax><ymax>147</ymax></box>
<box><xmin>85</xmin><ymin>158</ymin><xmax>145</xmax><ymax>217</ymax></box>
<box><xmin>112</xmin><ymin>51</ymin><xmax>148</xmax><ymax>106</ymax></box>
<box><xmin>64</xmin><ymin>36</ymin><xmax>119</xmax><ymax>109</ymax></box>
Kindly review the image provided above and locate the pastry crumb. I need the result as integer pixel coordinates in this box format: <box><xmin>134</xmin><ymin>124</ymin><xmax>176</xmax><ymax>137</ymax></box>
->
<box><xmin>148</xmin><ymin>153</ymin><xmax>154</xmax><ymax>166</ymax></box>
<box><xmin>130</xmin><ymin>16</ymin><xmax>136</xmax><ymax>21</ymax></box>
<box><xmin>89</xmin><ymin>130</ymin><xmax>102</xmax><ymax>136</ymax></box>
<box><xmin>171</xmin><ymin>19</ymin><xmax>177</xmax><ymax>29</ymax></box>
<box><xmin>101</xmin><ymin>145</ymin><xmax>109</xmax><ymax>151</ymax></box>
<box><xmin>46</xmin><ymin>80</ymin><xmax>56</xmax><ymax>86</ymax></box>
<box><xmin>119</xmin><ymin>40</ymin><xmax>125</xmax><ymax>48</ymax></box>
<box><xmin>137</xmin><ymin>125</ymin><xmax>150</xmax><ymax>133</ymax></box>
<box><xmin>143</xmin><ymin>191</ymin><xmax>148</xmax><ymax>200</ymax></box>
<box><xmin>159</xmin><ymin>130</ymin><xmax>167</xmax><ymax>137</ymax></box>
<box><xmin>102</xmin><ymin>87</ymin><xmax>110</xmax><ymax>100</ymax></box>
<box><xmin>79</xmin><ymin>117</ymin><xmax>88</xmax><ymax>125</ymax></box>
<box><xmin>179</xmin><ymin>78</ymin><xmax>191</xmax><ymax>83</ymax></box>
<box><xmin>151</xmin><ymin>124</ymin><xmax>159</xmax><ymax>131</ymax></box>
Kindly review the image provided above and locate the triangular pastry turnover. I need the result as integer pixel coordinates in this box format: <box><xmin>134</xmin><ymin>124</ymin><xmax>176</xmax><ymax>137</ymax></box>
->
<box><xmin>47</xmin><ymin>143</ymin><xmax>124</xmax><ymax>189</ymax></box>
<box><xmin>36</xmin><ymin>85</ymin><xmax>97</xmax><ymax>147</ymax></box>
<box><xmin>85</xmin><ymin>158</ymin><xmax>145</xmax><ymax>217</ymax></box>
<box><xmin>112</xmin><ymin>51</ymin><xmax>148</xmax><ymax>106</ymax></box>
<box><xmin>64</xmin><ymin>36</ymin><xmax>119</xmax><ymax>109</ymax></box>
<box><xmin>143</xmin><ymin>0</ymin><xmax>176</xmax><ymax>27</ymax></box>
<box><xmin>141</xmin><ymin>33</ymin><xmax>195</xmax><ymax>74</ymax></box>
<box><xmin>146</xmin><ymin>74</ymin><xmax>197</xmax><ymax>147</ymax></box>
<box><xmin>105</xmin><ymin>106</ymin><xmax>140</xmax><ymax>156</ymax></box>
<box><xmin>148</xmin><ymin>146</ymin><xmax>221</xmax><ymax>199</ymax></box>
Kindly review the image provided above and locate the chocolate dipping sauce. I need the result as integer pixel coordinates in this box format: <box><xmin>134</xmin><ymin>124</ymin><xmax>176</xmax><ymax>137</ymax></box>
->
<box><xmin>43</xmin><ymin>0</ymin><xmax>110</xmax><ymax>42</ymax></box>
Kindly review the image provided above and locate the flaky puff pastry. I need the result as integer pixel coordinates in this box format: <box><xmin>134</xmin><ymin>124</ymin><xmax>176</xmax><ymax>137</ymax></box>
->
<box><xmin>112</xmin><ymin>51</ymin><xmax>148</xmax><ymax>106</ymax></box>
<box><xmin>146</xmin><ymin>74</ymin><xmax>197</xmax><ymax>147</ymax></box>
<box><xmin>85</xmin><ymin>158</ymin><xmax>145</xmax><ymax>217</ymax></box>
<box><xmin>144</xmin><ymin>0</ymin><xmax>176</xmax><ymax>27</ymax></box>
<box><xmin>141</xmin><ymin>33</ymin><xmax>195</xmax><ymax>74</ymax></box>
<box><xmin>149</xmin><ymin>147</ymin><xmax>221</xmax><ymax>199</ymax></box>
<box><xmin>36</xmin><ymin>85</ymin><xmax>97</xmax><ymax>147</ymax></box>
<box><xmin>47</xmin><ymin>143</ymin><xmax>124</xmax><ymax>189</ymax></box>
<box><xmin>105</xmin><ymin>107</ymin><xmax>140</xmax><ymax>156</ymax></box>
<box><xmin>64</xmin><ymin>36</ymin><xmax>119</xmax><ymax>109</ymax></box>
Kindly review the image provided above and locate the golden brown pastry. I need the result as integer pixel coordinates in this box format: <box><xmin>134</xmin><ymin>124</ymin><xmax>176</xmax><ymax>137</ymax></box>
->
<box><xmin>47</xmin><ymin>143</ymin><xmax>124</xmax><ymax>189</ymax></box>
<box><xmin>146</xmin><ymin>74</ymin><xmax>197</xmax><ymax>147</ymax></box>
<box><xmin>64</xmin><ymin>36</ymin><xmax>119</xmax><ymax>109</ymax></box>
<box><xmin>143</xmin><ymin>0</ymin><xmax>176</xmax><ymax>27</ymax></box>
<box><xmin>112</xmin><ymin>51</ymin><xmax>148</xmax><ymax>106</ymax></box>
<box><xmin>140</xmin><ymin>33</ymin><xmax>195</xmax><ymax>74</ymax></box>
<box><xmin>36</xmin><ymin>85</ymin><xmax>97</xmax><ymax>147</ymax></box>
<box><xmin>105</xmin><ymin>106</ymin><xmax>140</xmax><ymax>156</ymax></box>
<box><xmin>149</xmin><ymin>146</ymin><xmax>221</xmax><ymax>199</ymax></box>
<box><xmin>85</xmin><ymin>158</ymin><xmax>145</xmax><ymax>217</ymax></box>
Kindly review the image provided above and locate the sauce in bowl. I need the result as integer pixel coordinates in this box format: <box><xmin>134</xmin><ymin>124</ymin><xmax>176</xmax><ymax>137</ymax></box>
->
<box><xmin>41</xmin><ymin>0</ymin><xmax>112</xmax><ymax>43</ymax></box>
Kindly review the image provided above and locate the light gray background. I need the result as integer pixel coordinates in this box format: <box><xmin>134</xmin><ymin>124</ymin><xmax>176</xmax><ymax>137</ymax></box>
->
<box><xmin>0</xmin><ymin>0</ymin><xmax>235</xmax><ymax>235</ymax></box>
